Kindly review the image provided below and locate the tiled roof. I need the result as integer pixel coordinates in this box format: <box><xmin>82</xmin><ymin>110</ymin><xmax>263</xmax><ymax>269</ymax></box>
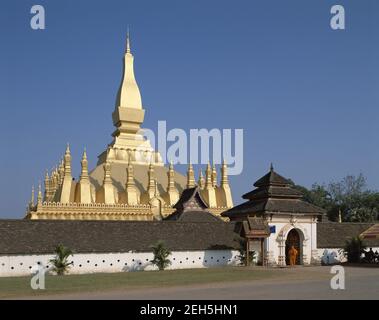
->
<box><xmin>223</xmin><ymin>168</ymin><xmax>325</xmax><ymax>219</ymax></box>
<box><xmin>0</xmin><ymin>219</ymin><xmax>240</xmax><ymax>255</ymax></box>
<box><xmin>168</xmin><ymin>187</ymin><xmax>221</xmax><ymax>222</ymax></box>
<box><xmin>360</xmin><ymin>224</ymin><xmax>379</xmax><ymax>240</ymax></box>
<box><xmin>253</xmin><ymin>170</ymin><xmax>290</xmax><ymax>188</ymax></box>
<box><xmin>317</xmin><ymin>222</ymin><xmax>379</xmax><ymax>248</ymax></box>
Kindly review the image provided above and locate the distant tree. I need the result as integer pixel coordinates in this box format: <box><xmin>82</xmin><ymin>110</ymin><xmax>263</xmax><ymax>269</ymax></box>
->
<box><xmin>346</xmin><ymin>207</ymin><xmax>377</xmax><ymax>222</ymax></box>
<box><xmin>292</xmin><ymin>174</ymin><xmax>379</xmax><ymax>223</ymax></box>
<box><xmin>342</xmin><ymin>237</ymin><xmax>366</xmax><ymax>263</ymax></box>
<box><xmin>49</xmin><ymin>245</ymin><xmax>73</xmax><ymax>276</ymax></box>
<box><xmin>150</xmin><ymin>241</ymin><xmax>171</xmax><ymax>271</ymax></box>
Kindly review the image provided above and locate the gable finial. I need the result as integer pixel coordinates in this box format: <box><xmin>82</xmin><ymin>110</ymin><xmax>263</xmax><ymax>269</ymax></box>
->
<box><xmin>270</xmin><ymin>162</ymin><xmax>274</xmax><ymax>172</ymax></box>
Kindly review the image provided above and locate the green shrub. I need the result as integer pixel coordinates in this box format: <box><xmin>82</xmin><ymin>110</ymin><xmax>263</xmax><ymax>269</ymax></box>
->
<box><xmin>49</xmin><ymin>245</ymin><xmax>73</xmax><ymax>276</ymax></box>
<box><xmin>342</xmin><ymin>237</ymin><xmax>366</xmax><ymax>263</ymax></box>
<box><xmin>150</xmin><ymin>241</ymin><xmax>172</xmax><ymax>271</ymax></box>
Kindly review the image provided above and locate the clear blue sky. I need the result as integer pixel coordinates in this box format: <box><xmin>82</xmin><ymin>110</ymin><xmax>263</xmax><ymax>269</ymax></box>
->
<box><xmin>1</xmin><ymin>0</ymin><xmax>378</xmax><ymax>218</ymax></box>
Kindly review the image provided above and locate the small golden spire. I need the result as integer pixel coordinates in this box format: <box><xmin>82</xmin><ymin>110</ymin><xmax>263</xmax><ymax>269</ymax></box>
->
<box><xmin>80</xmin><ymin>148</ymin><xmax>89</xmax><ymax>181</ymax></box>
<box><xmin>148</xmin><ymin>162</ymin><xmax>155</xmax><ymax>191</ymax></box>
<box><xmin>212</xmin><ymin>164</ymin><xmax>217</xmax><ymax>188</ymax></box>
<box><xmin>44</xmin><ymin>170</ymin><xmax>50</xmax><ymax>201</ymax></box>
<box><xmin>186</xmin><ymin>163</ymin><xmax>195</xmax><ymax>189</ymax></box>
<box><xmin>126</xmin><ymin>161</ymin><xmax>135</xmax><ymax>188</ymax></box>
<box><xmin>198</xmin><ymin>170</ymin><xmax>205</xmax><ymax>189</ymax></box>
<box><xmin>221</xmin><ymin>160</ymin><xmax>229</xmax><ymax>187</ymax></box>
<box><xmin>167</xmin><ymin>161</ymin><xmax>175</xmax><ymax>192</ymax></box>
<box><xmin>64</xmin><ymin>144</ymin><xmax>72</xmax><ymax>177</ymax></box>
<box><xmin>205</xmin><ymin>162</ymin><xmax>213</xmax><ymax>189</ymax></box>
<box><xmin>30</xmin><ymin>185</ymin><xmax>35</xmax><ymax>206</ymax></box>
<box><xmin>103</xmin><ymin>160</ymin><xmax>112</xmax><ymax>185</ymax></box>
<box><xmin>154</xmin><ymin>180</ymin><xmax>159</xmax><ymax>198</ymax></box>
<box><xmin>37</xmin><ymin>182</ymin><xmax>42</xmax><ymax>204</ymax></box>
<box><xmin>58</xmin><ymin>159</ymin><xmax>64</xmax><ymax>185</ymax></box>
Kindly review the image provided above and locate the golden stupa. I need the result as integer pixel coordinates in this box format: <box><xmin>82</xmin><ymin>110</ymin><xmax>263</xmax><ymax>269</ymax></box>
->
<box><xmin>26</xmin><ymin>34</ymin><xmax>233</xmax><ymax>221</ymax></box>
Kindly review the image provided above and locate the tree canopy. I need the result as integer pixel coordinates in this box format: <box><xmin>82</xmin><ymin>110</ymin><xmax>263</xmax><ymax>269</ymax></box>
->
<box><xmin>290</xmin><ymin>174</ymin><xmax>379</xmax><ymax>223</ymax></box>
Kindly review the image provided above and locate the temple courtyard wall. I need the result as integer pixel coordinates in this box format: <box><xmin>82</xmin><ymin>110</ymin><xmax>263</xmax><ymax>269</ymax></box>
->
<box><xmin>0</xmin><ymin>250</ymin><xmax>240</xmax><ymax>277</ymax></box>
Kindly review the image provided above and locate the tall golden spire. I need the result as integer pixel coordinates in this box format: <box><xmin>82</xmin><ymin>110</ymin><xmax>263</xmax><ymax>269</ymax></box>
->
<box><xmin>100</xmin><ymin>32</ymin><xmax>158</xmax><ymax>167</ymax></box>
<box><xmin>115</xmin><ymin>29</ymin><xmax>142</xmax><ymax>110</ymax></box>
<box><xmin>186</xmin><ymin>163</ymin><xmax>195</xmax><ymax>189</ymax></box>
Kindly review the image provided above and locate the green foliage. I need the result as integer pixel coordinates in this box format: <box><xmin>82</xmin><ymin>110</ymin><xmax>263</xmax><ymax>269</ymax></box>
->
<box><xmin>150</xmin><ymin>241</ymin><xmax>172</xmax><ymax>271</ymax></box>
<box><xmin>347</xmin><ymin>207</ymin><xmax>377</xmax><ymax>222</ymax></box>
<box><xmin>49</xmin><ymin>245</ymin><xmax>73</xmax><ymax>276</ymax></box>
<box><xmin>292</xmin><ymin>174</ymin><xmax>379</xmax><ymax>223</ymax></box>
<box><xmin>342</xmin><ymin>237</ymin><xmax>366</xmax><ymax>263</ymax></box>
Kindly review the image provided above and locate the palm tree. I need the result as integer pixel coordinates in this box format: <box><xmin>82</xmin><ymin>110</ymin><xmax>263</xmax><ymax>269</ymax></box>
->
<box><xmin>150</xmin><ymin>240</ymin><xmax>171</xmax><ymax>271</ymax></box>
<box><xmin>49</xmin><ymin>244</ymin><xmax>73</xmax><ymax>275</ymax></box>
<box><xmin>342</xmin><ymin>237</ymin><xmax>366</xmax><ymax>263</ymax></box>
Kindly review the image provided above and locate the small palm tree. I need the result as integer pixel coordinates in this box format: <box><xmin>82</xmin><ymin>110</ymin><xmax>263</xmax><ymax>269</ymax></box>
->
<box><xmin>49</xmin><ymin>244</ymin><xmax>73</xmax><ymax>276</ymax></box>
<box><xmin>342</xmin><ymin>237</ymin><xmax>366</xmax><ymax>263</ymax></box>
<box><xmin>150</xmin><ymin>240</ymin><xmax>171</xmax><ymax>271</ymax></box>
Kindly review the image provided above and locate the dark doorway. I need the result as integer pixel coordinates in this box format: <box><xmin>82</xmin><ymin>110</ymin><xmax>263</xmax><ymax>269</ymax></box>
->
<box><xmin>285</xmin><ymin>229</ymin><xmax>301</xmax><ymax>265</ymax></box>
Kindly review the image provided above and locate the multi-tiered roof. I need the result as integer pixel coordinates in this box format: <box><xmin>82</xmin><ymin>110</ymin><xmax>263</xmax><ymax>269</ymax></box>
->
<box><xmin>222</xmin><ymin>164</ymin><xmax>325</xmax><ymax>220</ymax></box>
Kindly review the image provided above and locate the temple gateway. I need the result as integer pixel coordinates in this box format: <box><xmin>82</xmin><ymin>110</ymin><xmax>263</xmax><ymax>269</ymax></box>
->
<box><xmin>223</xmin><ymin>165</ymin><xmax>326</xmax><ymax>266</ymax></box>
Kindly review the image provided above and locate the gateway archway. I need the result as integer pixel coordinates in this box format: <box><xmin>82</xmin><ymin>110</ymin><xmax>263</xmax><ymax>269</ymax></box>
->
<box><xmin>285</xmin><ymin>229</ymin><xmax>301</xmax><ymax>265</ymax></box>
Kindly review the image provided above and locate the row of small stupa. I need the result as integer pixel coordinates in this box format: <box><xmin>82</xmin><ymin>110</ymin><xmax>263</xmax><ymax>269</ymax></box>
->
<box><xmin>27</xmin><ymin>144</ymin><xmax>233</xmax><ymax>220</ymax></box>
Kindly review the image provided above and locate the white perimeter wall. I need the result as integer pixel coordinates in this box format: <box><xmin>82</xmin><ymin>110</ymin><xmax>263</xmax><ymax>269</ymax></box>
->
<box><xmin>318</xmin><ymin>247</ymin><xmax>379</xmax><ymax>265</ymax></box>
<box><xmin>0</xmin><ymin>250</ymin><xmax>240</xmax><ymax>277</ymax></box>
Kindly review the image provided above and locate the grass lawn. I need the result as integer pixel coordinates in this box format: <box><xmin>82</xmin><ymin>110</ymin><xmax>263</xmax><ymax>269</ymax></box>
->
<box><xmin>0</xmin><ymin>267</ymin><xmax>277</xmax><ymax>299</ymax></box>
